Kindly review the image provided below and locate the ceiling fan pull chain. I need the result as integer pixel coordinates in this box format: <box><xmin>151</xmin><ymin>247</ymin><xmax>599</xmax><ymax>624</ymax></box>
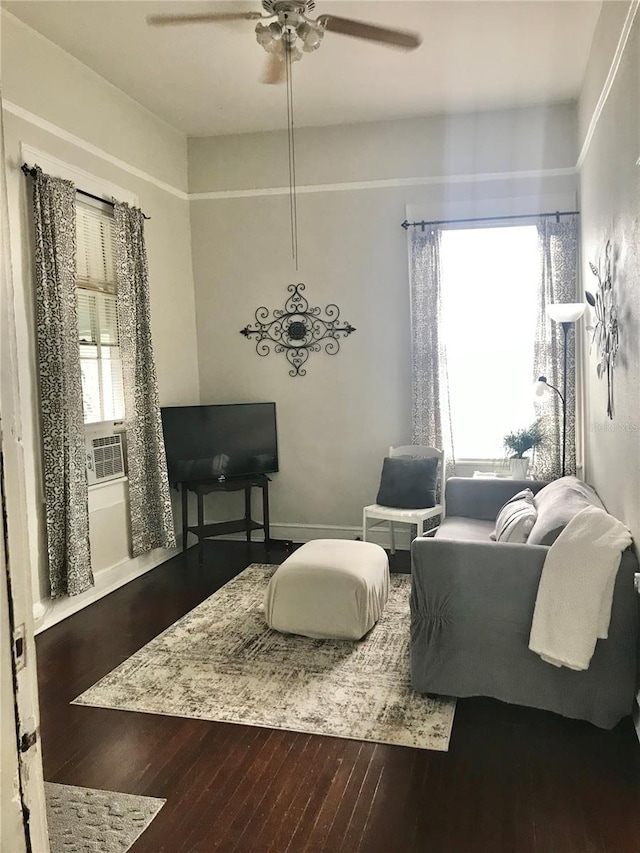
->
<box><xmin>147</xmin><ymin>3</ymin><xmax>420</xmax><ymax>273</ymax></box>
<box><xmin>284</xmin><ymin>42</ymin><xmax>299</xmax><ymax>270</ymax></box>
<box><xmin>285</xmin><ymin>44</ymin><xmax>295</xmax><ymax>264</ymax></box>
<box><xmin>289</xmin><ymin>46</ymin><xmax>299</xmax><ymax>271</ymax></box>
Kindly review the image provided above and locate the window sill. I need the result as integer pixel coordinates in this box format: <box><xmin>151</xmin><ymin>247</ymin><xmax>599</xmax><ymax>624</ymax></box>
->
<box><xmin>455</xmin><ymin>459</ymin><xmax>510</xmax><ymax>470</ymax></box>
<box><xmin>454</xmin><ymin>459</ymin><xmax>511</xmax><ymax>478</ymax></box>
<box><xmin>455</xmin><ymin>458</ymin><xmax>508</xmax><ymax>465</ymax></box>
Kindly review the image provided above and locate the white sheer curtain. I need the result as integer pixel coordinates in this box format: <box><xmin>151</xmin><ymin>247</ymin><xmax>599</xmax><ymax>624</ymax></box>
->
<box><xmin>533</xmin><ymin>214</ymin><xmax>580</xmax><ymax>479</ymax></box>
<box><xmin>409</xmin><ymin>227</ymin><xmax>455</xmax><ymax>479</ymax></box>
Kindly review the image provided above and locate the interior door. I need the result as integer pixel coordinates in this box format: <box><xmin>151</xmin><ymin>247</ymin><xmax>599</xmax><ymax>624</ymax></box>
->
<box><xmin>0</xmin><ymin>439</ymin><xmax>49</xmax><ymax>853</ymax></box>
<box><xmin>0</xmin><ymin>510</ymin><xmax>28</xmax><ymax>853</ymax></box>
<box><xmin>0</xmin><ymin>83</ymin><xmax>49</xmax><ymax>851</ymax></box>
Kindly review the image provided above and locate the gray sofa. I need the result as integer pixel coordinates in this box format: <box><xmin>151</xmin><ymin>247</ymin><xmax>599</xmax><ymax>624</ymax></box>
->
<box><xmin>410</xmin><ymin>476</ymin><xmax>639</xmax><ymax>729</ymax></box>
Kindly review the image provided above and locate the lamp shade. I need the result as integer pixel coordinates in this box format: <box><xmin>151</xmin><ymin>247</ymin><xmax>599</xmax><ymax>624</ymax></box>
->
<box><xmin>546</xmin><ymin>302</ymin><xmax>586</xmax><ymax>323</ymax></box>
<box><xmin>533</xmin><ymin>377</ymin><xmax>551</xmax><ymax>401</ymax></box>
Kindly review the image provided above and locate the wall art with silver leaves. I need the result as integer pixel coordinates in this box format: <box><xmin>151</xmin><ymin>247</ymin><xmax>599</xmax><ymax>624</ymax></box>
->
<box><xmin>586</xmin><ymin>240</ymin><xmax>619</xmax><ymax>420</ymax></box>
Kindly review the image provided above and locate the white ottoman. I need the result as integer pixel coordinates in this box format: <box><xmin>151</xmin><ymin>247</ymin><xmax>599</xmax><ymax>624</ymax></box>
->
<box><xmin>264</xmin><ymin>539</ymin><xmax>389</xmax><ymax>640</ymax></box>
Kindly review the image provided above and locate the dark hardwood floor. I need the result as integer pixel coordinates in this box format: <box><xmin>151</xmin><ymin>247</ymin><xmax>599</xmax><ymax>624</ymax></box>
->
<box><xmin>37</xmin><ymin>541</ymin><xmax>640</xmax><ymax>852</ymax></box>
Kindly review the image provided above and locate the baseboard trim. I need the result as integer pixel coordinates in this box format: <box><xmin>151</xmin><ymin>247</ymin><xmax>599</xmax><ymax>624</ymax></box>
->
<box><xmin>206</xmin><ymin>521</ymin><xmax>414</xmax><ymax>552</ymax></box>
<box><xmin>33</xmin><ymin>546</ymin><xmax>179</xmax><ymax>635</ymax></box>
<box><xmin>33</xmin><ymin>521</ymin><xmax>414</xmax><ymax>633</ymax></box>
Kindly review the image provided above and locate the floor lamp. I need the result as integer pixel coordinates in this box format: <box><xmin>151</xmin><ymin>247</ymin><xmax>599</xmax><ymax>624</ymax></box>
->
<box><xmin>533</xmin><ymin>302</ymin><xmax>585</xmax><ymax>477</ymax></box>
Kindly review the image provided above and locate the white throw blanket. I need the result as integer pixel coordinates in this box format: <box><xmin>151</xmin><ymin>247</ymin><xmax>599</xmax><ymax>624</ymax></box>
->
<box><xmin>529</xmin><ymin>505</ymin><xmax>632</xmax><ymax>671</ymax></box>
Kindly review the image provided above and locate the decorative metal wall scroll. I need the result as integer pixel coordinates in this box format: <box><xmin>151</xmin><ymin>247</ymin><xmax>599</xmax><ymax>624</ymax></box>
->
<box><xmin>240</xmin><ymin>283</ymin><xmax>356</xmax><ymax>377</ymax></box>
<box><xmin>586</xmin><ymin>240</ymin><xmax>619</xmax><ymax>419</ymax></box>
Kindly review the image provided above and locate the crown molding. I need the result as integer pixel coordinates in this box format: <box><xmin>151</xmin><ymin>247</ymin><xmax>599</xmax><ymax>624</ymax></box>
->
<box><xmin>2</xmin><ymin>9</ymin><xmax>184</xmax><ymax>141</ymax></box>
<box><xmin>4</xmin><ymin>100</ymin><xmax>188</xmax><ymax>200</ymax></box>
<box><xmin>577</xmin><ymin>0</ymin><xmax>640</xmax><ymax>170</ymax></box>
<box><xmin>189</xmin><ymin>167</ymin><xmax>579</xmax><ymax>201</ymax></box>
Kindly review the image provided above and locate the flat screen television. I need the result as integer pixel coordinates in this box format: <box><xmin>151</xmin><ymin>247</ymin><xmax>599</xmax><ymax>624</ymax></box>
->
<box><xmin>161</xmin><ymin>403</ymin><xmax>279</xmax><ymax>484</ymax></box>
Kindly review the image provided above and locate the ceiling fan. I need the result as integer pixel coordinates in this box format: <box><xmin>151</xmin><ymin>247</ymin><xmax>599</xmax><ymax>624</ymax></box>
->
<box><xmin>147</xmin><ymin>1</ymin><xmax>422</xmax><ymax>84</ymax></box>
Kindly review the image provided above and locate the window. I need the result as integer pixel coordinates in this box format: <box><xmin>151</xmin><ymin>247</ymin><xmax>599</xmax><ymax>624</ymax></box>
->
<box><xmin>440</xmin><ymin>225</ymin><xmax>539</xmax><ymax>460</ymax></box>
<box><xmin>76</xmin><ymin>202</ymin><xmax>124</xmax><ymax>424</ymax></box>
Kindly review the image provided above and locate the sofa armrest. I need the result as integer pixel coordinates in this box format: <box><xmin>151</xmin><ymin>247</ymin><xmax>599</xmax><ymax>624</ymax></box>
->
<box><xmin>410</xmin><ymin>537</ymin><xmax>549</xmax><ymax>625</ymax></box>
<box><xmin>409</xmin><ymin>535</ymin><xmax>639</xmax><ymax>729</ymax></box>
<box><xmin>445</xmin><ymin>477</ymin><xmax>546</xmax><ymax>521</ymax></box>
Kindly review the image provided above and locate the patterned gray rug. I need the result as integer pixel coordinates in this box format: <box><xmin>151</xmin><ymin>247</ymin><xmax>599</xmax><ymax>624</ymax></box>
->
<box><xmin>74</xmin><ymin>564</ymin><xmax>455</xmax><ymax>751</ymax></box>
<box><xmin>45</xmin><ymin>783</ymin><xmax>164</xmax><ymax>853</ymax></box>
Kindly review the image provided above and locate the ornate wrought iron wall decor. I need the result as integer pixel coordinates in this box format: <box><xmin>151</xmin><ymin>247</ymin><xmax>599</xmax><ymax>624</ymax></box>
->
<box><xmin>240</xmin><ymin>283</ymin><xmax>356</xmax><ymax>377</ymax></box>
<box><xmin>586</xmin><ymin>240</ymin><xmax>619</xmax><ymax>419</ymax></box>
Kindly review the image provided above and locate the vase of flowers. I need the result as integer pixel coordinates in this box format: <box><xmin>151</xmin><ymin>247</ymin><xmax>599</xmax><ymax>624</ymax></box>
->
<box><xmin>503</xmin><ymin>421</ymin><xmax>544</xmax><ymax>479</ymax></box>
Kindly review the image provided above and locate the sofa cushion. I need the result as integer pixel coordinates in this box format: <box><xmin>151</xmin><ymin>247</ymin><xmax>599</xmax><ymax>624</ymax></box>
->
<box><xmin>444</xmin><ymin>477</ymin><xmax>546</xmax><ymax>521</ymax></box>
<box><xmin>490</xmin><ymin>488</ymin><xmax>537</xmax><ymax>543</ymax></box>
<box><xmin>376</xmin><ymin>456</ymin><xmax>438</xmax><ymax>509</ymax></box>
<box><xmin>433</xmin><ymin>517</ymin><xmax>495</xmax><ymax>541</ymax></box>
<box><xmin>528</xmin><ymin>476</ymin><xmax>605</xmax><ymax>546</ymax></box>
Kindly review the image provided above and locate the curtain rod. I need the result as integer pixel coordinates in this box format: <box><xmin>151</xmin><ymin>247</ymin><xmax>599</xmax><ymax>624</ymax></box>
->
<box><xmin>21</xmin><ymin>164</ymin><xmax>150</xmax><ymax>220</ymax></box>
<box><xmin>401</xmin><ymin>210</ymin><xmax>579</xmax><ymax>231</ymax></box>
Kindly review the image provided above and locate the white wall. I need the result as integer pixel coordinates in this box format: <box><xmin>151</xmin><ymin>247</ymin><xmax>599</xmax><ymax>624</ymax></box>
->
<box><xmin>5</xmin><ymin>4</ymin><xmax>612</xmax><ymax>569</ymax></box>
<box><xmin>188</xmin><ymin>105</ymin><xmax>577</xmax><ymax>192</ymax></box>
<box><xmin>188</xmin><ymin>106</ymin><xmax>579</xmax><ymax>541</ymax></box>
<box><xmin>2</xmin><ymin>12</ymin><xmax>187</xmax><ymax>192</ymax></box>
<box><xmin>1</xmin><ymin>11</ymin><xmax>200</xmax><ymax>612</ymax></box>
<box><xmin>578</xmin><ymin>1</ymin><xmax>640</xmax><ymax>543</ymax></box>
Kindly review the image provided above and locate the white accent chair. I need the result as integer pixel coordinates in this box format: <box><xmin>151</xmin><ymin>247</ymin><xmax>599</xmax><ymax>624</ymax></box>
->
<box><xmin>362</xmin><ymin>446</ymin><xmax>445</xmax><ymax>555</ymax></box>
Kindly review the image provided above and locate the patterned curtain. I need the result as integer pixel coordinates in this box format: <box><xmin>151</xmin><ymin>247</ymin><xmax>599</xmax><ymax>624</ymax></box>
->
<box><xmin>114</xmin><ymin>202</ymin><xmax>175</xmax><ymax>556</ymax></box>
<box><xmin>31</xmin><ymin>168</ymin><xmax>93</xmax><ymax>597</ymax></box>
<box><xmin>409</xmin><ymin>227</ymin><xmax>455</xmax><ymax>483</ymax></box>
<box><xmin>533</xmin><ymin>215</ymin><xmax>580</xmax><ymax>479</ymax></box>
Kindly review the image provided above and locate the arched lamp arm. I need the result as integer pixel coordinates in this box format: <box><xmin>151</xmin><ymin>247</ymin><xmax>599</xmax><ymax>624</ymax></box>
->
<box><xmin>537</xmin><ymin>375</ymin><xmax>565</xmax><ymax>408</ymax></box>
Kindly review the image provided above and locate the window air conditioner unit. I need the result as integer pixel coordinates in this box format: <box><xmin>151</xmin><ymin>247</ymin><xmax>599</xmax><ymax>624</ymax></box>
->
<box><xmin>85</xmin><ymin>424</ymin><xmax>125</xmax><ymax>485</ymax></box>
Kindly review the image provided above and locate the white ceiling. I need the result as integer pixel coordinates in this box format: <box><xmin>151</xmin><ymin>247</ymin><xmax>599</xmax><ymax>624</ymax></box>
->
<box><xmin>5</xmin><ymin>1</ymin><xmax>602</xmax><ymax>137</ymax></box>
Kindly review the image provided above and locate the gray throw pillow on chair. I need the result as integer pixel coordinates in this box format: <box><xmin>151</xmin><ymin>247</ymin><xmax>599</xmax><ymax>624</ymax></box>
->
<box><xmin>376</xmin><ymin>457</ymin><xmax>438</xmax><ymax>509</ymax></box>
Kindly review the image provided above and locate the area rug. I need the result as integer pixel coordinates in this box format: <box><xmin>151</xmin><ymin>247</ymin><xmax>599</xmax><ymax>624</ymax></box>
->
<box><xmin>45</xmin><ymin>782</ymin><xmax>165</xmax><ymax>853</ymax></box>
<box><xmin>74</xmin><ymin>564</ymin><xmax>455</xmax><ymax>751</ymax></box>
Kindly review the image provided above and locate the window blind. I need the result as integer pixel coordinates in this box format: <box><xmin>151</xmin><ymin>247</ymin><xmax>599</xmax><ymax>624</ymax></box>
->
<box><xmin>77</xmin><ymin>289</ymin><xmax>119</xmax><ymax>346</ymax></box>
<box><xmin>76</xmin><ymin>202</ymin><xmax>117</xmax><ymax>293</ymax></box>
<box><xmin>75</xmin><ymin>201</ymin><xmax>124</xmax><ymax>424</ymax></box>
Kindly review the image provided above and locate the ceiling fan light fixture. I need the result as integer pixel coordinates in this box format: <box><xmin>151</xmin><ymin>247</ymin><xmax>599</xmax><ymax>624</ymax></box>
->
<box><xmin>300</xmin><ymin>24</ymin><xmax>323</xmax><ymax>52</ymax></box>
<box><xmin>149</xmin><ymin>0</ymin><xmax>421</xmax><ymax>273</ymax></box>
<box><xmin>282</xmin><ymin>26</ymin><xmax>298</xmax><ymax>45</ymax></box>
<box><xmin>255</xmin><ymin>20</ymin><xmax>282</xmax><ymax>48</ymax></box>
<box><xmin>288</xmin><ymin>44</ymin><xmax>303</xmax><ymax>62</ymax></box>
<box><xmin>262</xmin><ymin>39</ymin><xmax>302</xmax><ymax>61</ymax></box>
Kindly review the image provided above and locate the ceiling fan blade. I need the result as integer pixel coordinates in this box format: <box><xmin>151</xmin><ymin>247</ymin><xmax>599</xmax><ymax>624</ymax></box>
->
<box><xmin>262</xmin><ymin>53</ymin><xmax>286</xmax><ymax>85</ymax></box>
<box><xmin>147</xmin><ymin>12</ymin><xmax>263</xmax><ymax>27</ymax></box>
<box><xmin>318</xmin><ymin>15</ymin><xmax>421</xmax><ymax>50</ymax></box>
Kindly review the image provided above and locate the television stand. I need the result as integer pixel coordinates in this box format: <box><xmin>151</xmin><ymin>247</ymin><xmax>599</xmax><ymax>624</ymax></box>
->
<box><xmin>181</xmin><ymin>474</ymin><xmax>272</xmax><ymax>560</ymax></box>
